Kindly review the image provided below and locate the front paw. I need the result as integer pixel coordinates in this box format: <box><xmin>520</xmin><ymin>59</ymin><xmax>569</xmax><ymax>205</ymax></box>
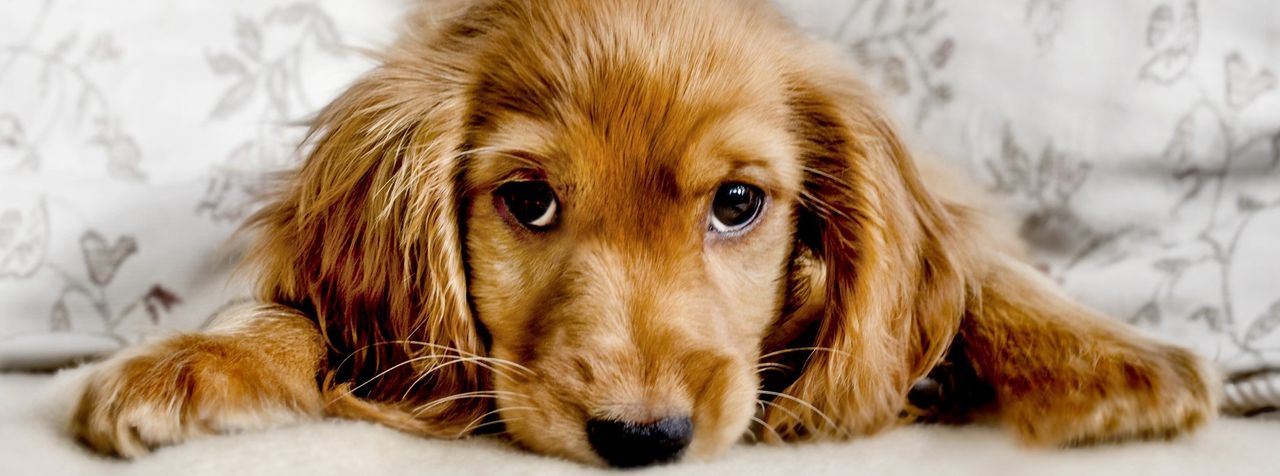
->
<box><xmin>70</xmin><ymin>337</ymin><xmax>317</xmax><ymax>457</ymax></box>
<box><xmin>1005</xmin><ymin>345</ymin><xmax>1218</xmax><ymax>446</ymax></box>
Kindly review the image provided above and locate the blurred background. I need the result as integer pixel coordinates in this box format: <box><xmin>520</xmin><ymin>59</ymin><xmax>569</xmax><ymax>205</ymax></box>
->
<box><xmin>1</xmin><ymin>0</ymin><xmax>1278</xmax><ymax>409</ymax></box>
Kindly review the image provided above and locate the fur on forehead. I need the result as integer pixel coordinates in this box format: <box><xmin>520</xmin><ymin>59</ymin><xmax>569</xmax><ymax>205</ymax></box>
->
<box><xmin>457</xmin><ymin>2</ymin><xmax>807</xmax><ymax>200</ymax></box>
<box><xmin>463</xmin><ymin>112</ymin><xmax>803</xmax><ymax>200</ymax></box>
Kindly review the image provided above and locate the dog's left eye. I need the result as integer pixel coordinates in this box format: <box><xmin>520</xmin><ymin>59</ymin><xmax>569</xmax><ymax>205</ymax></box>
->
<box><xmin>496</xmin><ymin>181</ymin><xmax>558</xmax><ymax>231</ymax></box>
<box><xmin>709</xmin><ymin>183</ymin><xmax>764</xmax><ymax>235</ymax></box>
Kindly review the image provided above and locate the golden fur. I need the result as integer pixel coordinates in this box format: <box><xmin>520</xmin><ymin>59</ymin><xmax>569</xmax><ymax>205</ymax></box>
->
<box><xmin>71</xmin><ymin>0</ymin><xmax>1217</xmax><ymax>466</ymax></box>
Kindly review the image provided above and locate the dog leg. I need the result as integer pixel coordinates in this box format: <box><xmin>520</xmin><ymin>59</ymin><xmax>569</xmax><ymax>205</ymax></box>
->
<box><xmin>70</xmin><ymin>304</ymin><xmax>326</xmax><ymax>457</ymax></box>
<box><xmin>960</xmin><ymin>255</ymin><xmax>1218</xmax><ymax>445</ymax></box>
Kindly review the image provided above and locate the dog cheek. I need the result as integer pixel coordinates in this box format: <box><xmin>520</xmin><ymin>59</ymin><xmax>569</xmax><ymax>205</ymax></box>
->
<box><xmin>686</xmin><ymin>353</ymin><xmax>757</xmax><ymax>459</ymax></box>
<box><xmin>502</xmin><ymin>376</ymin><xmax>603</xmax><ymax>465</ymax></box>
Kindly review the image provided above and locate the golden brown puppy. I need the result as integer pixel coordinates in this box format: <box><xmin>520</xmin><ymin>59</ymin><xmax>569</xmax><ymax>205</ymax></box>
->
<box><xmin>70</xmin><ymin>0</ymin><xmax>1217</xmax><ymax>468</ymax></box>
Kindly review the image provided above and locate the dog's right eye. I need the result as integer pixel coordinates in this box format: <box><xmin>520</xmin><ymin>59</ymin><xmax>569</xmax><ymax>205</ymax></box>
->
<box><xmin>709</xmin><ymin>183</ymin><xmax>765</xmax><ymax>236</ymax></box>
<box><xmin>496</xmin><ymin>181</ymin><xmax>559</xmax><ymax>231</ymax></box>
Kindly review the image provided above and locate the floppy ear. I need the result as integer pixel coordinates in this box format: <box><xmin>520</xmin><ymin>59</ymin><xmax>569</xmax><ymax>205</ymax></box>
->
<box><xmin>768</xmin><ymin>64</ymin><xmax>1215</xmax><ymax>444</ymax></box>
<box><xmin>246</xmin><ymin>49</ymin><xmax>485</xmax><ymax>435</ymax></box>
<box><xmin>762</xmin><ymin>67</ymin><xmax>970</xmax><ymax>439</ymax></box>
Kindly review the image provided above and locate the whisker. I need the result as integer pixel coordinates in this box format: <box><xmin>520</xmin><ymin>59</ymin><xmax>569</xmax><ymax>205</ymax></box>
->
<box><xmin>398</xmin><ymin>341</ymin><xmax>533</xmax><ymax>374</ymax></box>
<box><xmin>400</xmin><ymin>355</ymin><xmax>531</xmax><ymax>401</ymax></box>
<box><xmin>411</xmin><ymin>390</ymin><xmax>529</xmax><ymax>416</ymax></box>
<box><xmin>749</xmin><ymin>416</ymin><xmax>783</xmax><ymax>443</ymax></box>
<box><xmin>459</xmin><ymin>417</ymin><xmax>525</xmax><ymax>437</ymax></box>
<box><xmin>758</xmin><ymin>390</ymin><xmax>847</xmax><ymax>437</ymax></box>
<box><xmin>328</xmin><ymin>340</ymin><xmax>533</xmax><ymax>404</ymax></box>
<box><xmin>755</xmin><ymin>362</ymin><xmax>791</xmax><ymax>370</ymax></box>
<box><xmin>758</xmin><ymin>346</ymin><xmax>852</xmax><ymax>361</ymax></box>
<box><xmin>400</xmin><ymin>358</ymin><xmax>496</xmax><ymax>403</ymax></box>
<box><xmin>456</xmin><ymin>406</ymin><xmax>538</xmax><ymax>437</ymax></box>
<box><xmin>755</xmin><ymin>362</ymin><xmax>793</xmax><ymax>376</ymax></box>
<box><xmin>757</xmin><ymin>398</ymin><xmax>803</xmax><ymax>427</ymax></box>
<box><xmin>332</xmin><ymin>340</ymin><xmax>532</xmax><ymax>376</ymax></box>
<box><xmin>742</xmin><ymin>423</ymin><xmax>759</xmax><ymax>443</ymax></box>
<box><xmin>329</xmin><ymin>354</ymin><xmax>455</xmax><ymax>405</ymax></box>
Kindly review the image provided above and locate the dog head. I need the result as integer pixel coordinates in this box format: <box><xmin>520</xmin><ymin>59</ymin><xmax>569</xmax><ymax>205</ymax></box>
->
<box><xmin>251</xmin><ymin>0</ymin><xmax>967</xmax><ymax>467</ymax></box>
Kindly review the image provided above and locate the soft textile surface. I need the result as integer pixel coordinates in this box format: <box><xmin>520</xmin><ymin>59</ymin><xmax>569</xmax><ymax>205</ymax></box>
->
<box><xmin>2</xmin><ymin>368</ymin><xmax>1278</xmax><ymax>476</ymax></box>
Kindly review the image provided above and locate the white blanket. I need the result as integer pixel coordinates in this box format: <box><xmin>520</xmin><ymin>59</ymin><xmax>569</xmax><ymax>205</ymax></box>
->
<box><xmin>2</xmin><ymin>368</ymin><xmax>1278</xmax><ymax>476</ymax></box>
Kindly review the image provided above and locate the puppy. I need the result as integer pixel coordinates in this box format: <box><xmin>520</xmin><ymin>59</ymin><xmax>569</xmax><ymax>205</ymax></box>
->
<box><xmin>70</xmin><ymin>0</ymin><xmax>1216</xmax><ymax>467</ymax></box>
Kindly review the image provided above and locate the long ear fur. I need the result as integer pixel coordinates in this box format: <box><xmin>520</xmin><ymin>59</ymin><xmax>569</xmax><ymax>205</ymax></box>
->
<box><xmin>763</xmin><ymin>62</ymin><xmax>971</xmax><ymax>439</ymax></box>
<box><xmin>768</xmin><ymin>59</ymin><xmax>1215</xmax><ymax>445</ymax></box>
<box><xmin>246</xmin><ymin>27</ymin><xmax>485</xmax><ymax>435</ymax></box>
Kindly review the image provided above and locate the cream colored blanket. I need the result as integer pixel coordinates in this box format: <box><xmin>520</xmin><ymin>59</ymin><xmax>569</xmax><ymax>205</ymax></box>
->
<box><xmin>2</xmin><ymin>368</ymin><xmax>1278</xmax><ymax>476</ymax></box>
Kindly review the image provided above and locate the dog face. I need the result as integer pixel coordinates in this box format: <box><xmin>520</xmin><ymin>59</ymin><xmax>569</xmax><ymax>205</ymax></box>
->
<box><xmin>252</xmin><ymin>0</ymin><xmax>966</xmax><ymax>468</ymax></box>
<box><xmin>461</xmin><ymin>21</ymin><xmax>804</xmax><ymax>461</ymax></box>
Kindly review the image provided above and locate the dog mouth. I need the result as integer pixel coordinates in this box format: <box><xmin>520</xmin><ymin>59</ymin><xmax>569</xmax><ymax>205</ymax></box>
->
<box><xmin>491</xmin><ymin>362</ymin><xmax>759</xmax><ymax>468</ymax></box>
<box><xmin>494</xmin><ymin>387</ymin><xmax>701</xmax><ymax>468</ymax></box>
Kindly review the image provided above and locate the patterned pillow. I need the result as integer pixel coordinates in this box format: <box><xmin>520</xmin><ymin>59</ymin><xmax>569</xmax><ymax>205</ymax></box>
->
<box><xmin>3</xmin><ymin>0</ymin><xmax>1279</xmax><ymax>410</ymax></box>
<box><xmin>0</xmin><ymin>0</ymin><xmax>405</xmax><ymax>367</ymax></box>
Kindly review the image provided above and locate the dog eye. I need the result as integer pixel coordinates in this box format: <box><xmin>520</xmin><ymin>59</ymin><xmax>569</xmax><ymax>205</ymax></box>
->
<box><xmin>496</xmin><ymin>181</ymin><xmax>558</xmax><ymax>231</ymax></box>
<box><xmin>709</xmin><ymin>183</ymin><xmax>764</xmax><ymax>235</ymax></box>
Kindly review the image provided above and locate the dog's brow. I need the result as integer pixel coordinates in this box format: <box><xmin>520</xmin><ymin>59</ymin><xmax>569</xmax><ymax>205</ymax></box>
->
<box><xmin>704</xmin><ymin>161</ymin><xmax>779</xmax><ymax>194</ymax></box>
<box><xmin>676</xmin><ymin>113</ymin><xmax>800</xmax><ymax>195</ymax></box>
<box><xmin>680</xmin><ymin>143</ymin><xmax>795</xmax><ymax>198</ymax></box>
<box><xmin>483</xmin><ymin>149</ymin><xmax>547</xmax><ymax>171</ymax></box>
<box><xmin>464</xmin><ymin>115</ymin><xmax>563</xmax><ymax>189</ymax></box>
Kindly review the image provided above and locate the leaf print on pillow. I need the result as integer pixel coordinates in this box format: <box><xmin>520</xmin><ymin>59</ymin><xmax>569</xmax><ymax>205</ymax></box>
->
<box><xmin>49</xmin><ymin>300</ymin><xmax>71</xmax><ymax>332</ymax></box>
<box><xmin>78</xmin><ymin>231</ymin><xmax>137</xmax><ymax>286</ymax></box>
<box><xmin>0</xmin><ymin>115</ymin><xmax>24</xmax><ymax>148</ymax></box>
<box><xmin>206</xmin><ymin>3</ymin><xmax>349</xmax><ymax>122</ymax></box>
<box><xmin>0</xmin><ymin>200</ymin><xmax>49</xmax><ymax>280</ymax></box>
<box><xmin>0</xmin><ymin>114</ymin><xmax>40</xmax><ymax>173</ymax></box>
<box><xmin>930</xmin><ymin>38</ymin><xmax>954</xmax><ymax>68</ymax></box>
<box><xmin>236</xmin><ymin>16</ymin><xmax>263</xmax><ymax>60</ymax></box>
<box><xmin>1139</xmin><ymin>0</ymin><xmax>1199</xmax><ymax>84</ymax></box>
<box><xmin>207</xmin><ymin>52</ymin><xmax>249</xmax><ymax>78</ymax></box>
<box><xmin>89</xmin><ymin>118</ymin><xmax>146</xmax><ymax>181</ymax></box>
<box><xmin>142</xmin><ymin>285</ymin><xmax>183</xmax><ymax>325</ymax></box>
<box><xmin>833</xmin><ymin>0</ymin><xmax>955</xmax><ymax>127</ymax></box>
<box><xmin>881</xmin><ymin>56</ymin><xmax>911</xmax><ymax>95</ymax></box>
<box><xmin>1188</xmin><ymin>306</ymin><xmax>1223</xmax><ymax>333</ymax></box>
<box><xmin>1130</xmin><ymin>301</ymin><xmax>1162</xmax><ymax>325</ymax></box>
<box><xmin>1025</xmin><ymin>0</ymin><xmax>1069</xmax><ymax>51</ymax></box>
<box><xmin>1224</xmin><ymin>52</ymin><xmax>1276</xmax><ymax>110</ymax></box>
<box><xmin>210</xmin><ymin>78</ymin><xmax>257</xmax><ymax>119</ymax></box>
<box><xmin>1162</xmin><ymin>105</ymin><xmax>1230</xmax><ymax>207</ymax></box>
<box><xmin>1246</xmin><ymin>302</ymin><xmax>1280</xmax><ymax>343</ymax></box>
<box><xmin>197</xmin><ymin>137</ymin><xmax>295</xmax><ymax>222</ymax></box>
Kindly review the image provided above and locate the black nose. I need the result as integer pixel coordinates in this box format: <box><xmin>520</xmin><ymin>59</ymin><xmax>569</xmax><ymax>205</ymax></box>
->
<box><xmin>586</xmin><ymin>416</ymin><xmax>693</xmax><ymax>468</ymax></box>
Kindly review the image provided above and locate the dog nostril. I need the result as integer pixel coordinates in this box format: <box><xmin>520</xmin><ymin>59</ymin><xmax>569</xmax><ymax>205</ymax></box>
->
<box><xmin>586</xmin><ymin>416</ymin><xmax>693</xmax><ymax>468</ymax></box>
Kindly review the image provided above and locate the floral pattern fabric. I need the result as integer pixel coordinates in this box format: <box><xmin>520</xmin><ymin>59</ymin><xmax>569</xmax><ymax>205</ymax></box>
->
<box><xmin>3</xmin><ymin>1</ymin><xmax>1279</xmax><ymax>374</ymax></box>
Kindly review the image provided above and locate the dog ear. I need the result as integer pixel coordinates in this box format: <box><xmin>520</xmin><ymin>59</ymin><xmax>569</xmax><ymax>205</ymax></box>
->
<box><xmin>763</xmin><ymin>65</ymin><xmax>970</xmax><ymax>440</ymax></box>
<box><xmin>246</xmin><ymin>46</ymin><xmax>485</xmax><ymax>435</ymax></box>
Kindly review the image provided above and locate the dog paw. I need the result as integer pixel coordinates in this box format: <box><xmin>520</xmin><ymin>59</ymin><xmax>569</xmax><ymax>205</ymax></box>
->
<box><xmin>1004</xmin><ymin>345</ymin><xmax>1218</xmax><ymax>446</ymax></box>
<box><xmin>70</xmin><ymin>336</ymin><xmax>317</xmax><ymax>457</ymax></box>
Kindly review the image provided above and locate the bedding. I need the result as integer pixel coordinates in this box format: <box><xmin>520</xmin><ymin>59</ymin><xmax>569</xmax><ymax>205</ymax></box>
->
<box><xmin>1</xmin><ymin>367</ymin><xmax>1279</xmax><ymax>476</ymax></box>
<box><xmin>2</xmin><ymin>0</ymin><xmax>1280</xmax><ymax>408</ymax></box>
